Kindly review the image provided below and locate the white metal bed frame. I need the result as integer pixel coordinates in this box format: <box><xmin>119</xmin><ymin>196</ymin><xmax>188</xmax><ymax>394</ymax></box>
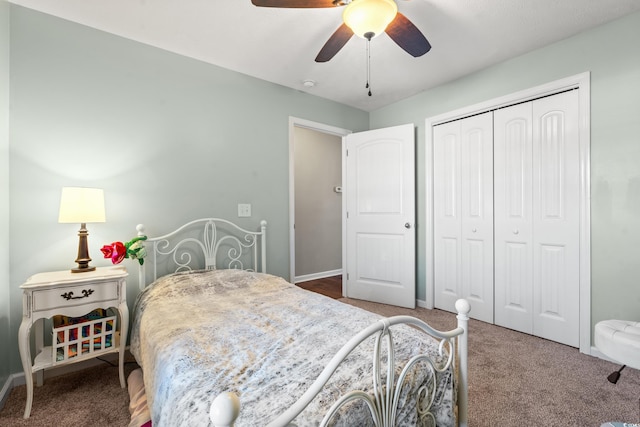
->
<box><xmin>136</xmin><ymin>218</ymin><xmax>267</xmax><ymax>290</ymax></box>
<box><xmin>210</xmin><ymin>302</ymin><xmax>470</xmax><ymax>427</ymax></box>
<box><xmin>135</xmin><ymin>218</ymin><xmax>469</xmax><ymax>427</ymax></box>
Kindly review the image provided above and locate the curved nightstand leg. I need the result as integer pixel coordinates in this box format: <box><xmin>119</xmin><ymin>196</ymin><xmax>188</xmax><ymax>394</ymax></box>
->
<box><xmin>18</xmin><ymin>319</ymin><xmax>33</xmax><ymax>419</ymax></box>
<box><xmin>118</xmin><ymin>301</ymin><xmax>129</xmax><ymax>388</ymax></box>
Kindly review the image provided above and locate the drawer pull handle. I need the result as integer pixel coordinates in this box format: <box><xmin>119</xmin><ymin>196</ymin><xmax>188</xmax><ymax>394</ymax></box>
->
<box><xmin>61</xmin><ymin>289</ymin><xmax>94</xmax><ymax>300</ymax></box>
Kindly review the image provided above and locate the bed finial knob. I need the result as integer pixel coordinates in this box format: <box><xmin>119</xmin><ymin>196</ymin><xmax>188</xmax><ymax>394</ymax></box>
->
<box><xmin>455</xmin><ymin>299</ymin><xmax>471</xmax><ymax>316</ymax></box>
<box><xmin>136</xmin><ymin>224</ymin><xmax>145</xmax><ymax>236</ymax></box>
<box><xmin>210</xmin><ymin>392</ymin><xmax>240</xmax><ymax>427</ymax></box>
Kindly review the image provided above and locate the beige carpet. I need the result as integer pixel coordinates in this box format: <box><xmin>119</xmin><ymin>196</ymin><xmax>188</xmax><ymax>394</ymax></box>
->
<box><xmin>340</xmin><ymin>298</ymin><xmax>640</xmax><ymax>426</ymax></box>
<box><xmin>1</xmin><ymin>298</ymin><xmax>638</xmax><ymax>426</ymax></box>
<box><xmin>0</xmin><ymin>357</ymin><xmax>138</xmax><ymax>427</ymax></box>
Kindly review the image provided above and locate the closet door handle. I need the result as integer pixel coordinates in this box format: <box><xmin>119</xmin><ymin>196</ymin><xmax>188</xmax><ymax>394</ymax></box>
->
<box><xmin>513</xmin><ymin>229</ymin><xmax>519</xmax><ymax>235</ymax></box>
<box><xmin>472</xmin><ymin>228</ymin><xmax>477</xmax><ymax>233</ymax></box>
<box><xmin>404</xmin><ymin>223</ymin><xmax>411</xmax><ymax>229</ymax></box>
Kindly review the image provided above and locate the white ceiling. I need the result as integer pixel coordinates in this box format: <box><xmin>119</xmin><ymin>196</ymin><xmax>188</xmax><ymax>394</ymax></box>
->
<box><xmin>9</xmin><ymin>0</ymin><xmax>640</xmax><ymax>111</ymax></box>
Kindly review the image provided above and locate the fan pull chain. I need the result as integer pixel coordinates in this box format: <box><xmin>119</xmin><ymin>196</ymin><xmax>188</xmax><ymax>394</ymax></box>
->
<box><xmin>366</xmin><ymin>38</ymin><xmax>371</xmax><ymax>96</ymax></box>
<box><xmin>365</xmin><ymin>32</ymin><xmax>373</xmax><ymax>96</ymax></box>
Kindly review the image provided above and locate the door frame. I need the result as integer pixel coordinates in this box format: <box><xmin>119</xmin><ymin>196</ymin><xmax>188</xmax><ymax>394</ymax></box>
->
<box><xmin>425</xmin><ymin>72</ymin><xmax>592</xmax><ymax>354</ymax></box>
<box><xmin>288</xmin><ymin>117</ymin><xmax>351</xmax><ymax>289</ymax></box>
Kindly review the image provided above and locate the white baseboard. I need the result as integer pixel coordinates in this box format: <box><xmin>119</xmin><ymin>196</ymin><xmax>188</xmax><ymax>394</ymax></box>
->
<box><xmin>0</xmin><ymin>373</ymin><xmax>14</xmax><ymax>411</ymax></box>
<box><xmin>294</xmin><ymin>269</ymin><xmax>342</xmax><ymax>284</ymax></box>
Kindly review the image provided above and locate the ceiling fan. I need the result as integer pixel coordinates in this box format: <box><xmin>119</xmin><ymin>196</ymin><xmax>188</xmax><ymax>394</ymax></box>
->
<box><xmin>251</xmin><ymin>0</ymin><xmax>431</xmax><ymax>63</ymax></box>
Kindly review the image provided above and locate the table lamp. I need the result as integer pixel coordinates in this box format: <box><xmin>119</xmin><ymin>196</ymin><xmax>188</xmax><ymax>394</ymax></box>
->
<box><xmin>58</xmin><ymin>187</ymin><xmax>106</xmax><ymax>273</ymax></box>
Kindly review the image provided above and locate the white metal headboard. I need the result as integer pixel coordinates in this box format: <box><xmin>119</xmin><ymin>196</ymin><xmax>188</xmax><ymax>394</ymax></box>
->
<box><xmin>136</xmin><ymin>218</ymin><xmax>267</xmax><ymax>290</ymax></box>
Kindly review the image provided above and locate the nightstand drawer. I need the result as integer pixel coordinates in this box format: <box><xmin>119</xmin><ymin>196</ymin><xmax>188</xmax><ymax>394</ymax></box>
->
<box><xmin>32</xmin><ymin>281</ymin><xmax>119</xmax><ymax>312</ymax></box>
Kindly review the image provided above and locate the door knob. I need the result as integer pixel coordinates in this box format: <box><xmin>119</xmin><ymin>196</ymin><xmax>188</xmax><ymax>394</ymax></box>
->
<box><xmin>513</xmin><ymin>229</ymin><xmax>519</xmax><ymax>235</ymax></box>
<box><xmin>405</xmin><ymin>223</ymin><xmax>411</xmax><ymax>229</ymax></box>
<box><xmin>472</xmin><ymin>228</ymin><xmax>477</xmax><ymax>233</ymax></box>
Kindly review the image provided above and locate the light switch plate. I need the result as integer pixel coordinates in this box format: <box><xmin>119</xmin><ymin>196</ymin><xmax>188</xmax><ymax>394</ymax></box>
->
<box><xmin>238</xmin><ymin>203</ymin><xmax>251</xmax><ymax>217</ymax></box>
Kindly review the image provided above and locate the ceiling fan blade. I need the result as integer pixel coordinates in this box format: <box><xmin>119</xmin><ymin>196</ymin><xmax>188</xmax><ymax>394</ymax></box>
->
<box><xmin>386</xmin><ymin>13</ymin><xmax>431</xmax><ymax>57</ymax></box>
<box><xmin>251</xmin><ymin>0</ymin><xmax>339</xmax><ymax>7</ymax></box>
<box><xmin>315</xmin><ymin>23</ymin><xmax>354</xmax><ymax>62</ymax></box>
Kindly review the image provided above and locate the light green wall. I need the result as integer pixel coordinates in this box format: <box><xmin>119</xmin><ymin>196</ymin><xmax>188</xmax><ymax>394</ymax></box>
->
<box><xmin>7</xmin><ymin>5</ymin><xmax>368</xmax><ymax>374</ymax></box>
<box><xmin>370</xmin><ymin>11</ymin><xmax>640</xmax><ymax>330</ymax></box>
<box><xmin>0</xmin><ymin>0</ymin><xmax>11</xmax><ymax>391</ymax></box>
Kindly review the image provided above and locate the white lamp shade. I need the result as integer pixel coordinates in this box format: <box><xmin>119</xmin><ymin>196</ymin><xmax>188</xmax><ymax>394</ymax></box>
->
<box><xmin>58</xmin><ymin>187</ymin><xmax>106</xmax><ymax>224</ymax></box>
<box><xmin>343</xmin><ymin>0</ymin><xmax>398</xmax><ymax>39</ymax></box>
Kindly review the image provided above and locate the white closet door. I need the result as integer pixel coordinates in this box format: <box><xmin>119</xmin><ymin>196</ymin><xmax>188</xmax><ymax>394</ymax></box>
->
<box><xmin>532</xmin><ymin>90</ymin><xmax>580</xmax><ymax>347</ymax></box>
<box><xmin>494</xmin><ymin>91</ymin><xmax>580</xmax><ymax>346</ymax></box>
<box><xmin>460</xmin><ymin>113</ymin><xmax>494</xmax><ymax>322</ymax></box>
<box><xmin>434</xmin><ymin>121</ymin><xmax>462</xmax><ymax>312</ymax></box>
<box><xmin>494</xmin><ymin>102</ymin><xmax>534</xmax><ymax>333</ymax></box>
<box><xmin>434</xmin><ymin>112</ymin><xmax>494</xmax><ymax>322</ymax></box>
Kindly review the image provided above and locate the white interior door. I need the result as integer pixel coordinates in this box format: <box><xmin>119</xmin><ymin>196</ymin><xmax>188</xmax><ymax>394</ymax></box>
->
<box><xmin>345</xmin><ymin>124</ymin><xmax>415</xmax><ymax>308</ymax></box>
<box><xmin>434</xmin><ymin>112</ymin><xmax>494</xmax><ymax>322</ymax></box>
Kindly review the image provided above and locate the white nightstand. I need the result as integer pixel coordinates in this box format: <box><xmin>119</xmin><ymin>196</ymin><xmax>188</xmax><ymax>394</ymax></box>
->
<box><xmin>18</xmin><ymin>265</ymin><xmax>129</xmax><ymax>419</ymax></box>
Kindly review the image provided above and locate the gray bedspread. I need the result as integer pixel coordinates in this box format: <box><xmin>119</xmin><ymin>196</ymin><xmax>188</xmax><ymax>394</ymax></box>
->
<box><xmin>130</xmin><ymin>269</ymin><xmax>455</xmax><ymax>427</ymax></box>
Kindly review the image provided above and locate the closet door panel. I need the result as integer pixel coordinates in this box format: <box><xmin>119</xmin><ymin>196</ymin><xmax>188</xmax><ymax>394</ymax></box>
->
<box><xmin>494</xmin><ymin>102</ymin><xmax>534</xmax><ymax>334</ymax></box>
<box><xmin>434</xmin><ymin>113</ymin><xmax>494</xmax><ymax>321</ymax></box>
<box><xmin>532</xmin><ymin>90</ymin><xmax>580</xmax><ymax>347</ymax></box>
<box><xmin>460</xmin><ymin>112</ymin><xmax>494</xmax><ymax>323</ymax></box>
<box><xmin>434</xmin><ymin>122</ymin><xmax>462</xmax><ymax>312</ymax></box>
<box><xmin>440</xmin><ymin>237</ymin><xmax>459</xmax><ymax>297</ymax></box>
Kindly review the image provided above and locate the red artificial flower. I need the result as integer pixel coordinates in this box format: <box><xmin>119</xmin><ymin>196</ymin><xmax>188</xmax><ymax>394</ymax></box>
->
<box><xmin>100</xmin><ymin>241</ymin><xmax>127</xmax><ymax>264</ymax></box>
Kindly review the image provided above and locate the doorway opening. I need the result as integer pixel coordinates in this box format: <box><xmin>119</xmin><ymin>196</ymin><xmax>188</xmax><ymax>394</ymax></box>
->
<box><xmin>288</xmin><ymin>117</ymin><xmax>350</xmax><ymax>293</ymax></box>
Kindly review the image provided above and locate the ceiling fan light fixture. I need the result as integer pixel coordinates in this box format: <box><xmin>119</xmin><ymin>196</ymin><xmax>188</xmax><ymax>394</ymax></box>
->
<box><xmin>342</xmin><ymin>0</ymin><xmax>397</xmax><ymax>39</ymax></box>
